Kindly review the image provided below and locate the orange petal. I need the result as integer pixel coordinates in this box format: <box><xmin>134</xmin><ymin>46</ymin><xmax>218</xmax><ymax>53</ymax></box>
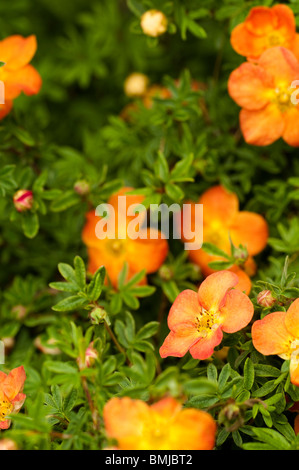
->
<box><xmin>220</xmin><ymin>288</ymin><xmax>254</xmax><ymax>333</ymax></box>
<box><xmin>0</xmin><ymin>419</ymin><xmax>11</xmax><ymax>430</ymax></box>
<box><xmin>291</xmin><ymin>34</ymin><xmax>299</xmax><ymax>62</ymax></box>
<box><xmin>282</xmin><ymin>106</ymin><xmax>299</xmax><ymax>147</ymax></box>
<box><xmin>0</xmin><ymin>100</ymin><xmax>12</xmax><ymax>120</ymax></box>
<box><xmin>197</xmin><ymin>270</ymin><xmax>239</xmax><ymax>311</ymax></box>
<box><xmin>103</xmin><ymin>397</ymin><xmax>149</xmax><ymax>442</ymax></box>
<box><xmin>199</xmin><ymin>185</ymin><xmax>239</xmax><ymax>226</ymax></box>
<box><xmin>229</xmin><ymin>266</ymin><xmax>252</xmax><ymax>295</ymax></box>
<box><xmin>240</xmin><ymin>104</ymin><xmax>284</xmax><ymax>146</ymax></box>
<box><xmin>168</xmin><ymin>408</ymin><xmax>216</xmax><ymax>450</ymax></box>
<box><xmin>0</xmin><ymin>371</ymin><xmax>7</xmax><ymax>385</ymax></box>
<box><xmin>159</xmin><ymin>329</ymin><xmax>200</xmax><ymax>358</ymax></box>
<box><xmin>290</xmin><ymin>358</ymin><xmax>299</xmax><ymax>387</ymax></box>
<box><xmin>126</xmin><ymin>229</ymin><xmax>168</xmax><ymax>274</ymax></box>
<box><xmin>0</xmin><ymin>35</ymin><xmax>37</xmax><ymax>70</ymax></box>
<box><xmin>189</xmin><ymin>327</ymin><xmax>223</xmax><ymax>360</ymax></box>
<box><xmin>230</xmin><ymin>23</ymin><xmax>270</xmax><ymax>59</ymax></box>
<box><xmin>228</xmin><ymin>62</ymin><xmax>274</xmax><ymax>110</ymax></box>
<box><xmin>86</xmin><ymin>246</ymin><xmax>127</xmax><ymax>287</ymax></box>
<box><xmin>245</xmin><ymin>7</ymin><xmax>277</xmax><ymax>36</ymax></box>
<box><xmin>272</xmin><ymin>4</ymin><xmax>296</xmax><ymax>41</ymax></box>
<box><xmin>258</xmin><ymin>47</ymin><xmax>299</xmax><ymax>86</ymax></box>
<box><xmin>167</xmin><ymin>289</ymin><xmax>200</xmax><ymax>331</ymax></box>
<box><xmin>252</xmin><ymin>312</ymin><xmax>293</xmax><ymax>356</ymax></box>
<box><xmin>229</xmin><ymin>211</ymin><xmax>268</xmax><ymax>256</ymax></box>
<box><xmin>285</xmin><ymin>299</ymin><xmax>299</xmax><ymax>338</ymax></box>
<box><xmin>151</xmin><ymin>397</ymin><xmax>181</xmax><ymax>416</ymax></box>
<box><xmin>2</xmin><ymin>366</ymin><xmax>26</xmax><ymax>401</ymax></box>
<box><xmin>4</xmin><ymin>64</ymin><xmax>42</xmax><ymax>100</ymax></box>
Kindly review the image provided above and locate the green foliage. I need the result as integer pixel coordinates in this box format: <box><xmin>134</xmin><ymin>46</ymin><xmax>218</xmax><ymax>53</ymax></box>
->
<box><xmin>1</xmin><ymin>0</ymin><xmax>299</xmax><ymax>451</ymax></box>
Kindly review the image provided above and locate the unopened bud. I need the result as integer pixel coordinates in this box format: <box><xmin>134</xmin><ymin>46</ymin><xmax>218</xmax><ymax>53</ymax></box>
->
<box><xmin>12</xmin><ymin>304</ymin><xmax>27</xmax><ymax>320</ymax></box>
<box><xmin>85</xmin><ymin>342</ymin><xmax>98</xmax><ymax>367</ymax></box>
<box><xmin>13</xmin><ymin>189</ymin><xmax>33</xmax><ymax>212</ymax></box>
<box><xmin>89</xmin><ymin>307</ymin><xmax>109</xmax><ymax>325</ymax></box>
<box><xmin>140</xmin><ymin>10</ymin><xmax>168</xmax><ymax>38</ymax></box>
<box><xmin>74</xmin><ymin>180</ymin><xmax>90</xmax><ymax>196</ymax></box>
<box><xmin>257</xmin><ymin>290</ymin><xmax>276</xmax><ymax>308</ymax></box>
<box><xmin>218</xmin><ymin>400</ymin><xmax>243</xmax><ymax>432</ymax></box>
<box><xmin>124</xmin><ymin>73</ymin><xmax>149</xmax><ymax>98</ymax></box>
<box><xmin>34</xmin><ymin>336</ymin><xmax>61</xmax><ymax>355</ymax></box>
<box><xmin>159</xmin><ymin>265</ymin><xmax>173</xmax><ymax>281</ymax></box>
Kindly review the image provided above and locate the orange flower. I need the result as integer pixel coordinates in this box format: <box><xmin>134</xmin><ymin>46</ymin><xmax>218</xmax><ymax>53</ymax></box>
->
<box><xmin>179</xmin><ymin>185</ymin><xmax>268</xmax><ymax>294</ymax></box>
<box><xmin>82</xmin><ymin>187</ymin><xmax>168</xmax><ymax>286</ymax></box>
<box><xmin>0</xmin><ymin>366</ymin><xmax>26</xmax><ymax>430</ymax></box>
<box><xmin>0</xmin><ymin>35</ymin><xmax>42</xmax><ymax>119</ymax></box>
<box><xmin>228</xmin><ymin>46</ymin><xmax>299</xmax><ymax>147</ymax></box>
<box><xmin>103</xmin><ymin>396</ymin><xmax>216</xmax><ymax>450</ymax></box>
<box><xmin>252</xmin><ymin>299</ymin><xmax>299</xmax><ymax>387</ymax></box>
<box><xmin>231</xmin><ymin>5</ymin><xmax>299</xmax><ymax>61</ymax></box>
<box><xmin>160</xmin><ymin>270</ymin><xmax>254</xmax><ymax>360</ymax></box>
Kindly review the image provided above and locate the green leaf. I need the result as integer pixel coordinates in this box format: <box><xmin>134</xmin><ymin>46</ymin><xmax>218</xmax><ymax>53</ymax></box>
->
<box><xmin>87</xmin><ymin>266</ymin><xmax>106</xmax><ymax>301</ymax></box>
<box><xmin>165</xmin><ymin>183</ymin><xmax>184</xmax><ymax>201</ymax></box>
<box><xmin>52</xmin><ymin>295</ymin><xmax>88</xmax><ymax>312</ymax></box>
<box><xmin>243</xmin><ymin>358</ymin><xmax>255</xmax><ymax>390</ymax></box>
<box><xmin>74</xmin><ymin>256</ymin><xmax>86</xmax><ymax>290</ymax></box>
<box><xmin>202</xmin><ymin>242</ymin><xmax>231</xmax><ymax>258</ymax></box>
<box><xmin>22</xmin><ymin>212</ymin><xmax>39</xmax><ymax>239</ymax></box>
<box><xmin>50</xmin><ymin>190</ymin><xmax>80</xmax><ymax>212</ymax></box>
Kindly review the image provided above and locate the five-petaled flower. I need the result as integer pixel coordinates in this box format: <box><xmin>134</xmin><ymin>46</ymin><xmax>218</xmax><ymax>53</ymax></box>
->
<box><xmin>103</xmin><ymin>396</ymin><xmax>216</xmax><ymax>450</ymax></box>
<box><xmin>160</xmin><ymin>270</ymin><xmax>254</xmax><ymax>360</ymax></box>
<box><xmin>0</xmin><ymin>35</ymin><xmax>42</xmax><ymax>119</ymax></box>
<box><xmin>0</xmin><ymin>366</ymin><xmax>26</xmax><ymax>430</ymax></box>
<box><xmin>252</xmin><ymin>298</ymin><xmax>299</xmax><ymax>387</ymax></box>
<box><xmin>82</xmin><ymin>187</ymin><xmax>168</xmax><ymax>287</ymax></box>
<box><xmin>228</xmin><ymin>46</ymin><xmax>299</xmax><ymax>147</ymax></box>
<box><xmin>231</xmin><ymin>4</ymin><xmax>299</xmax><ymax>61</ymax></box>
<box><xmin>178</xmin><ymin>185</ymin><xmax>268</xmax><ymax>294</ymax></box>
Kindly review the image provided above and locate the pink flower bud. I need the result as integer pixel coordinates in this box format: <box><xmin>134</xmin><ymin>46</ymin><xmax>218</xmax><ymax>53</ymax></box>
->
<box><xmin>85</xmin><ymin>342</ymin><xmax>98</xmax><ymax>368</ymax></box>
<box><xmin>257</xmin><ymin>290</ymin><xmax>276</xmax><ymax>308</ymax></box>
<box><xmin>13</xmin><ymin>189</ymin><xmax>33</xmax><ymax>212</ymax></box>
<box><xmin>74</xmin><ymin>180</ymin><xmax>90</xmax><ymax>196</ymax></box>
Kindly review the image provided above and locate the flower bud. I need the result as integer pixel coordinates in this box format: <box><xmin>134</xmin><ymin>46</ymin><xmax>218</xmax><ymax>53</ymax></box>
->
<box><xmin>12</xmin><ymin>304</ymin><xmax>27</xmax><ymax>320</ymax></box>
<box><xmin>89</xmin><ymin>307</ymin><xmax>110</xmax><ymax>325</ymax></box>
<box><xmin>74</xmin><ymin>180</ymin><xmax>90</xmax><ymax>196</ymax></box>
<box><xmin>34</xmin><ymin>336</ymin><xmax>61</xmax><ymax>355</ymax></box>
<box><xmin>158</xmin><ymin>265</ymin><xmax>173</xmax><ymax>281</ymax></box>
<box><xmin>85</xmin><ymin>342</ymin><xmax>98</xmax><ymax>367</ymax></box>
<box><xmin>218</xmin><ymin>400</ymin><xmax>243</xmax><ymax>432</ymax></box>
<box><xmin>124</xmin><ymin>73</ymin><xmax>149</xmax><ymax>98</ymax></box>
<box><xmin>140</xmin><ymin>10</ymin><xmax>168</xmax><ymax>38</ymax></box>
<box><xmin>13</xmin><ymin>189</ymin><xmax>33</xmax><ymax>212</ymax></box>
<box><xmin>257</xmin><ymin>290</ymin><xmax>276</xmax><ymax>308</ymax></box>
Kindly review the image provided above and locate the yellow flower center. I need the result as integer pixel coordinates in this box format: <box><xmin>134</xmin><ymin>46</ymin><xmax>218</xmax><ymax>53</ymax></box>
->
<box><xmin>205</xmin><ymin>222</ymin><xmax>228</xmax><ymax>248</ymax></box>
<box><xmin>142</xmin><ymin>413</ymin><xmax>169</xmax><ymax>449</ymax></box>
<box><xmin>195</xmin><ymin>308</ymin><xmax>221</xmax><ymax>338</ymax></box>
<box><xmin>274</xmin><ymin>85</ymin><xmax>295</xmax><ymax>111</ymax></box>
<box><xmin>106</xmin><ymin>239</ymin><xmax>126</xmax><ymax>256</ymax></box>
<box><xmin>0</xmin><ymin>399</ymin><xmax>13</xmax><ymax>420</ymax></box>
<box><xmin>268</xmin><ymin>33</ymin><xmax>283</xmax><ymax>47</ymax></box>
